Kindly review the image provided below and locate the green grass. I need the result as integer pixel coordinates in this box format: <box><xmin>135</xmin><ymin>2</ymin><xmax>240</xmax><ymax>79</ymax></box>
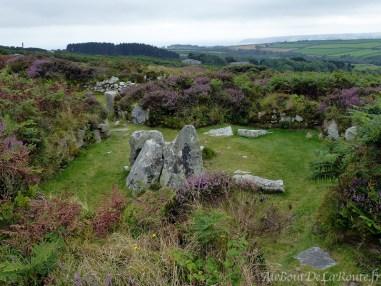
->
<box><xmin>269</xmin><ymin>39</ymin><xmax>381</xmax><ymax>59</ymax></box>
<box><xmin>41</xmin><ymin>123</ymin><xmax>362</xmax><ymax>281</ymax></box>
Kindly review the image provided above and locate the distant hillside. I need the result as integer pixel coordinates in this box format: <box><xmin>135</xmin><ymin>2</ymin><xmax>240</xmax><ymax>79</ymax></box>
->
<box><xmin>241</xmin><ymin>32</ymin><xmax>381</xmax><ymax>45</ymax></box>
<box><xmin>0</xmin><ymin>45</ymin><xmax>47</xmax><ymax>55</ymax></box>
<box><xmin>66</xmin><ymin>42</ymin><xmax>179</xmax><ymax>59</ymax></box>
<box><xmin>253</xmin><ymin>39</ymin><xmax>381</xmax><ymax>64</ymax></box>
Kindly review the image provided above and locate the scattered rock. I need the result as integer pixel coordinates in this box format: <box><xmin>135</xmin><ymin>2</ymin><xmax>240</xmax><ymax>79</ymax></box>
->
<box><xmin>123</xmin><ymin>165</ymin><xmax>129</xmax><ymax>172</ymax></box>
<box><xmin>238</xmin><ymin>129</ymin><xmax>269</xmax><ymax>138</ymax></box>
<box><xmin>182</xmin><ymin>59</ymin><xmax>202</xmax><ymax>65</ymax></box>
<box><xmin>200</xmin><ymin>145</ymin><xmax>205</xmax><ymax>151</ymax></box>
<box><xmin>204</xmin><ymin>126</ymin><xmax>233</xmax><ymax>137</ymax></box>
<box><xmin>242</xmin><ymin>155</ymin><xmax>248</xmax><ymax>159</ymax></box>
<box><xmin>94</xmin><ymin>76</ymin><xmax>136</xmax><ymax>93</ymax></box>
<box><xmin>126</xmin><ymin>139</ymin><xmax>164</xmax><ymax>192</ymax></box>
<box><xmin>98</xmin><ymin>123</ymin><xmax>111</xmax><ymax>138</ymax></box>
<box><xmin>76</xmin><ymin>129</ymin><xmax>85</xmax><ymax>148</ymax></box>
<box><xmin>280</xmin><ymin>115</ymin><xmax>292</xmax><ymax>123</ymax></box>
<box><xmin>233</xmin><ymin>174</ymin><xmax>285</xmax><ymax>193</ymax></box>
<box><xmin>325</xmin><ymin>120</ymin><xmax>339</xmax><ymax>140</ymax></box>
<box><xmin>93</xmin><ymin>130</ymin><xmax>102</xmax><ymax>143</ymax></box>
<box><xmin>294</xmin><ymin>115</ymin><xmax>304</xmax><ymax>122</ymax></box>
<box><xmin>161</xmin><ymin>125</ymin><xmax>203</xmax><ymax>189</ymax></box>
<box><xmin>295</xmin><ymin>247</ymin><xmax>336</xmax><ymax>270</ymax></box>
<box><xmin>258</xmin><ymin>111</ymin><xmax>266</xmax><ymax>120</ymax></box>
<box><xmin>345</xmin><ymin>126</ymin><xmax>358</xmax><ymax>141</ymax></box>
<box><xmin>131</xmin><ymin>105</ymin><xmax>149</xmax><ymax>124</ymax></box>
<box><xmin>104</xmin><ymin>91</ymin><xmax>119</xmax><ymax>114</ymax></box>
<box><xmin>129</xmin><ymin>130</ymin><xmax>165</xmax><ymax>165</ymax></box>
<box><xmin>306</xmin><ymin>132</ymin><xmax>313</xmax><ymax>139</ymax></box>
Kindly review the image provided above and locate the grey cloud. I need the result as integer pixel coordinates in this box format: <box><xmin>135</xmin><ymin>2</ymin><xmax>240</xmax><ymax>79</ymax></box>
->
<box><xmin>0</xmin><ymin>0</ymin><xmax>380</xmax><ymax>27</ymax></box>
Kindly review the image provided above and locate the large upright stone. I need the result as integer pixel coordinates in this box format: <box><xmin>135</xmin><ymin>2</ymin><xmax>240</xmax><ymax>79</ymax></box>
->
<box><xmin>104</xmin><ymin>91</ymin><xmax>118</xmax><ymax>114</ymax></box>
<box><xmin>129</xmin><ymin>130</ymin><xmax>164</xmax><ymax>165</ymax></box>
<box><xmin>161</xmin><ymin>125</ymin><xmax>203</xmax><ymax>189</ymax></box>
<box><xmin>325</xmin><ymin>120</ymin><xmax>339</xmax><ymax>140</ymax></box>
<box><xmin>126</xmin><ymin>139</ymin><xmax>164</xmax><ymax>192</ymax></box>
<box><xmin>131</xmin><ymin>106</ymin><xmax>149</xmax><ymax>124</ymax></box>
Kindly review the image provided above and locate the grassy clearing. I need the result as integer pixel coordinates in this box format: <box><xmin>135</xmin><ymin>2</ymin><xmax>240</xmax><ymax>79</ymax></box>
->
<box><xmin>41</xmin><ymin>123</ymin><xmax>362</xmax><ymax>280</ymax></box>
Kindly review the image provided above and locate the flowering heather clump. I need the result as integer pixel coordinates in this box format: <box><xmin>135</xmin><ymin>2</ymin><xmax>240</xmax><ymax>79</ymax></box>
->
<box><xmin>194</xmin><ymin>76</ymin><xmax>210</xmax><ymax>85</ymax></box>
<box><xmin>342</xmin><ymin>178</ymin><xmax>381</xmax><ymax>216</ymax></box>
<box><xmin>27</xmin><ymin>59</ymin><xmax>51</xmax><ymax>78</ymax></box>
<box><xmin>3</xmin><ymin>197</ymin><xmax>82</xmax><ymax>253</ymax></box>
<box><xmin>92</xmin><ymin>187</ymin><xmax>126</xmax><ymax>237</ymax></box>
<box><xmin>323</xmin><ymin>87</ymin><xmax>362</xmax><ymax>110</ymax></box>
<box><xmin>176</xmin><ymin>172</ymin><xmax>233</xmax><ymax>204</ymax></box>
<box><xmin>224</xmin><ymin>88</ymin><xmax>246</xmax><ymax>106</ymax></box>
<box><xmin>0</xmin><ymin>122</ymin><xmax>36</xmax><ymax>198</ymax></box>
<box><xmin>214</xmin><ymin>71</ymin><xmax>233</xmax><ymax>81</ymax></box>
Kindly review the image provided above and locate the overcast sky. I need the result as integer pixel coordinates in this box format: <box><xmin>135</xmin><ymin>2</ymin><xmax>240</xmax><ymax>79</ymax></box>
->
<box><xmin>1</xmin><ymin>0</ymin><xmax>381</xmax><ymax>49</ymax></box>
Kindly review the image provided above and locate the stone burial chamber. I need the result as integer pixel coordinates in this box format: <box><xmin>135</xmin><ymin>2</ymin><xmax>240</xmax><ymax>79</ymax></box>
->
<box><xmin>126</xmin><ymin>125</ymin><xmax>203</xmax><ymax>192</ymax></box>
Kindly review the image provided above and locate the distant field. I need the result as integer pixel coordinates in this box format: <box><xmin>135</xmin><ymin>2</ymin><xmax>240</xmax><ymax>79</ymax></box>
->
<box><xmin>264</xmin><ymin>39</ymin><xmax>381</xmax><ymax>58</ymax></box>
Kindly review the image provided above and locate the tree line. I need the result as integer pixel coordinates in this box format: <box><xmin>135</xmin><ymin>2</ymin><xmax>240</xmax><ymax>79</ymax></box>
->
<box><xmin>66</xmin><ymin>42</ymin><xmax>179</xmax><ymax>59</ymax></box>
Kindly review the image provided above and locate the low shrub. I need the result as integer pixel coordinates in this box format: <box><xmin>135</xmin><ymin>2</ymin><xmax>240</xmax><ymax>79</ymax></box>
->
<box><xmin>0</xmin><ymin>123</ymin><xmax>37</xmax><ymax>199</ymax></box>
<box><xmin>318</xmin><ymin>99</ymin><xmax>381</xmax><ymax>241</ymax></box>
<box><xmin>92</xmin><ymin>187</ymin><xmax>126</xmax><ymax>237</ymax></box>
<box><xmin>202</xmin><ymin>146</ymin><xmax>217</xmax><ymax>160</ymax></box>
<box><xmin>123</xmin><ymin>189</ymin><xmax>175</xmax><ymax>236</ymax></box>
<box><xmin>2</xmin><ymin>197</ymin><xmax>82</xmax><ymax>253</ymax></box>
<box><xmin>0</xmin><ymin>239</ymin><xmax>63</xmax><ymax>286</ymax></box>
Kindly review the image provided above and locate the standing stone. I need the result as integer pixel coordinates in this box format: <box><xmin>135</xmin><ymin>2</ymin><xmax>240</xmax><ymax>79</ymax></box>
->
<box><xmin>131</xmin><ymin>106</ymin><xmax>149</xmax><ymax>124</ymax></box>
<box><xmin>126</xmin><ymin>139</ymin><xmax>164</xmax><ymax>192</ymax></box>
<box><xmin>237</xmin><ymin>129</ymin><xmax>269</xmax><ymax>138</ymax></box>
<box><xmin>325</xmin><ymin>120</ymin><xmax>339</xmax><ymax>140</ymax></box>
<box><xmin>345</xmin><ymin>126</ymin><xmax>358</xmax><ymax>141</ymax></box>
<box><xmin>161</xmin><ymin>125</ymin><xmax>203</xmax><ymax>189</ymax></box>
<box><xmin>104</xmin><ymin>91</ymin><xmax>118</xmax><ymax>114</ymax></box>
<box><xmin>129</xmin><ymin>130</ymin><xmax>165</xmax><ymax>165</ymax></box>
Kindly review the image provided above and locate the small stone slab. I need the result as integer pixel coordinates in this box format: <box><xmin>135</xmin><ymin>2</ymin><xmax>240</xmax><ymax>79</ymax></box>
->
<box><xmin>234</xmin><ymin>170</ymin><xmax>252</xmax><ymax>175</ymax></box>
<box><xmin>204</xmin><ymin>126</ymin><xmax>233</xmax><ymax>137</ymax></box>
<box><xmin>238</xmin><ymin>129</ymin><xmax>269</xmax><ymax>138</ymax></box>
<box><xmin>233</xmin><ymin>174</ymin><xmax>285</xmax><ymax>193</ymax></box>
<box><xmin>295</xmin><ymin>247</ymin><xmax>336</xmax><ymax>270</ymax></box>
